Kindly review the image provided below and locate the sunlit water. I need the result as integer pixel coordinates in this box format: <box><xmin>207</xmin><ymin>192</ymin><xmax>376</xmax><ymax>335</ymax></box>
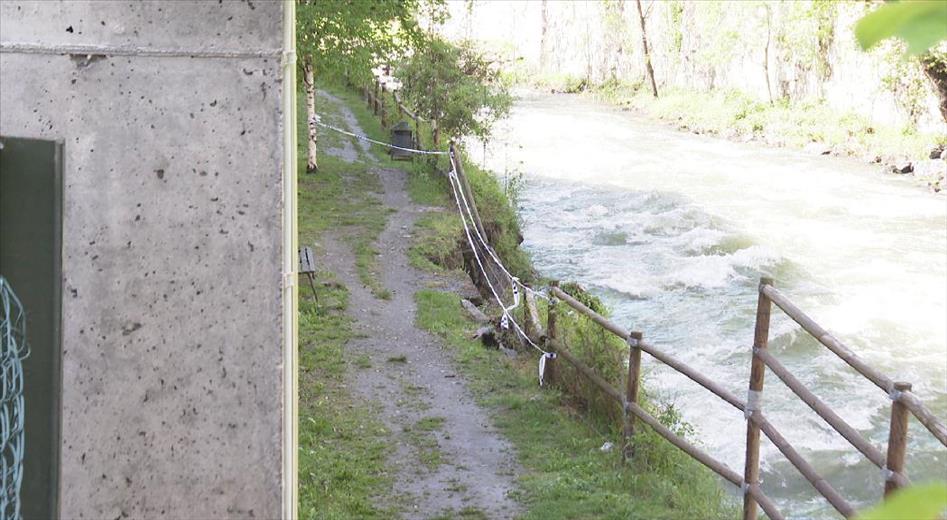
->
<box><xmin>470</xmin><ymin>92</ymin><xmax>947</xmax><ymax>518</ymax></box>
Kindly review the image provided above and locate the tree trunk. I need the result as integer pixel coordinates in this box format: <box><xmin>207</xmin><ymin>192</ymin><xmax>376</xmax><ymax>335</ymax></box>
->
<box><xmin>635</xmin><ymin>0</ymin><xmax>658</xmax><ymax>98</ymax></box>
<box><xmin>764</xmin><ymin>5</ymin><xmax>773</xmax><ymax>105</ymax></box>
<box><xmin>540</xmin><ymin>0</ymin><xmax>548</xmax><ymax>73</ymax></box>
<box><xmin>921</xmin><ymin>53</ymin><xmax>947</xmax><ymax>123</ymax></box>
<box><xmin>303</xmin><ymin>55</ymin><xmax>318</xmax><ymax>173</ymax></box>
<box><xmin>432</xmin><ymin>118</ymin><xmax>440</xmax><ymax>146</ymax></box>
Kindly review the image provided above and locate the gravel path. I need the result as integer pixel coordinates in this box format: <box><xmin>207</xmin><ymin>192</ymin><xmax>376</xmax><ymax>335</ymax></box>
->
<box><xmin>317</xmin><ymin>91</ymin><xmax>522</xmax><ymax>519</ymax></box>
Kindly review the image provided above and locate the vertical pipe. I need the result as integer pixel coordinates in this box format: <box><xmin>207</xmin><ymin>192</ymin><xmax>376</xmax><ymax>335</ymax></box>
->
<box><xmin>623</xmin><ymin>331</ymin><xmax>643</xmax><ymax>461</ymax></box>
<box><xmin>280</xmin><ymin>0</ymin><xmax>298</xmax><ymax>517</ymax></box>
<box><xmin>884</xmin><ymin>382</ymin><xmax>912</xmax><ymax>497</ymax></box>
<box><xmin>743</xmin><ymin>277</ymin><xmax>773</xmax><ymax>520</ymax></box>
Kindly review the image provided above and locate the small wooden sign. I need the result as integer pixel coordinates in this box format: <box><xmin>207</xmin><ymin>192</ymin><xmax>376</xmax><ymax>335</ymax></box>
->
<box><xmin>299</xmin><ymin>246</ymin><xmax>316</xmax><ymax>274</ymax></box>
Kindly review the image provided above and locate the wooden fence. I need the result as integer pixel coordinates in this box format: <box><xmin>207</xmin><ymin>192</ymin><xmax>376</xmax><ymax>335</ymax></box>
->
<box><xmin>528</xmin><ymin>279</ymin><xmax>947</xmax><ymax>520</ymax></box>
<box><xmin>355</xmin><ymin>78</ymin><xmax>946</xmax><ymax>518</ymax></box>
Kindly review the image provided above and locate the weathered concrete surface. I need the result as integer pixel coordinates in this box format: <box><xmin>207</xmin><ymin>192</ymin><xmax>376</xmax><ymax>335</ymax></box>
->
<box><xmin>0</xmin><ymin>2</ymin><xmax>285</xmax><ymax>518</ymax></box>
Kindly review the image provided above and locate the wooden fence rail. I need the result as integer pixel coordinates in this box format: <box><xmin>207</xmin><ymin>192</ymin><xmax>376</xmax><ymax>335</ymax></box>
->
<box><xmin>544</xmin><ymin>278</ymin><xmax>946</xmax><ymax>520</ymax></box>
<box><xmin>355</xmin><ymin>83</ymin><xmax>945</xmax><ymax>518</ymax></box>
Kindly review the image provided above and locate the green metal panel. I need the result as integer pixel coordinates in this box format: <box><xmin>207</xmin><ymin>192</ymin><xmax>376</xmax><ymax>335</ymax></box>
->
<box><xmin>0</xmin><ymin>136</ymin><xmax>63</xmax><ymax>520</ymax></box>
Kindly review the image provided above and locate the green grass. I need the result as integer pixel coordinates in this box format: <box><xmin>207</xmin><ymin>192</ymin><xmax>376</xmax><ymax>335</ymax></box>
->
<box><xmin>298</xmin><ymin>282</ymin><xmax>395</xmax><ymax>519</ymax></box>
<box><xmin>414</xmin><ymin>290</ymin><xmax>736</xmax><ymax>520</ymax></box>
<box><xmin>297</xmin><ymin>85</ymin><xmax>398</xmax><ymax>518</ymax></box>
<box><xmin>593</xmin><ymin>80</ymin><xmax>943</xmax><ymax>161</ymax></box>
<box><xmin>299</xmin><ymin>85</ymin><xmax>392</xmax><ymax>300</ymax></box>
<box><xmin>408</xmin><ymin>212</ymin><xmax>464</xmax><ymax>273</ymax></box>
<box><xmin>320</xmin><ymin>78</ymin><xmax>734</xmax><ymax>518</ymax></box>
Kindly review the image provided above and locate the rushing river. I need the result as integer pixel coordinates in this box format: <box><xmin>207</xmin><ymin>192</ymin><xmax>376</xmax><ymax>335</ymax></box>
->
<box><xmin>470</xmin><ymin>92</ymin><xmax>947</xmax><ymax>518</ymax></box>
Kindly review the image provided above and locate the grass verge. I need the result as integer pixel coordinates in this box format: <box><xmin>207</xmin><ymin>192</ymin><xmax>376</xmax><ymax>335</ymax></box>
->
<box><xmin>415</xmin><ymin>290</ymin><xmax>736</xmax><ymax>519</ymax></box>
<box><xmin>297</xmin><ymin>282</ymin><xmax>394</xmax><ymax>519</ymax></box>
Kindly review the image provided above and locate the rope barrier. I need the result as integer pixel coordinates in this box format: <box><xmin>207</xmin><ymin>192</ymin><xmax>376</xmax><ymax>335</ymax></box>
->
<box><xmin>315</xmin><ymin>121</ymin><xmax>449</xmax><ymax>155</ymax></box>
<box><xmin>315</xmin><ymin>118</ymin><xmax>549</xmax><ymax>355</ymax></box>
<box><xmin>446</xmin><ymin>167</ymin><xmax>548</xmax><ymax>355</ymax></box>
<box><xmin>446</xmin><ymin>150</ymin><xmax>550</xmax><ymax>301</ymax></box>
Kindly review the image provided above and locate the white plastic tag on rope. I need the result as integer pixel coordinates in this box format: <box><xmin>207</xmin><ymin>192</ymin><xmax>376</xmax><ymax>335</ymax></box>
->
<box><xmin>500</xmin><ymin>312</ymin><xmax>510</xmax><ymax>330</ymax></box>
<box><xmin>539</xmin><ymin>352</ymin><xmax>557</xmax><ymax>386</ymax></box>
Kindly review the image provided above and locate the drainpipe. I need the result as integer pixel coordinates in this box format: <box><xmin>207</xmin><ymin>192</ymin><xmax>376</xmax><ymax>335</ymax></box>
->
<box><xmin>281</xmin><ymin>0</ymin><xmax>298</xmax><ymax>518</ymax></box>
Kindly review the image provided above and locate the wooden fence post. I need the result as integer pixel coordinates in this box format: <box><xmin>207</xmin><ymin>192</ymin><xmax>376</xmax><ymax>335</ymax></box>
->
<box><xmin>743</xmin><ymin>277</ymin><xmax>773</xmax><ymax>520</ymax></box>
<box><xmin>544</xmin><ymin>282</ymin><xmax>559</xmax><ymax>387</ymax></box>
<box><xmin>623</xmin><ymin>331</ymin><xmax>643</xmax><ymax>461</ymax></box>
<box><xmin>884</xmin><ymin>382</ymin><xmax>912</xmax><ymax>497</ymax></box>
<box><xmin>380</xmin><ymin>83</ymin><xmax>388</xmax><ymax>128</ymax></box>
<box><xmin>373</xmin><ymin>81</ymin><xmax>380</xmax><ymax>115</ymax></box>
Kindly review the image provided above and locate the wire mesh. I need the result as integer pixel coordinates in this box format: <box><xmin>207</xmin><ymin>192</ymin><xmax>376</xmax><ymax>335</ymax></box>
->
<box><xmin>0</xmin><ymin>277</ymin><xmax>27</xmax><ymax>520</ymax></box>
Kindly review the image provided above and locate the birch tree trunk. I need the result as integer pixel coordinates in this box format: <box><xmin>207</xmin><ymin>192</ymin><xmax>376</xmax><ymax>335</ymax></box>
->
<box><xmin>635</xmin><ymin>0</ymin><xmax>658</xmax><ymax>98</ymax></box>
<box><xmin>303</xmin><ymin>55</ymin><xmax>318</xmax><ymax>173</ymax></box>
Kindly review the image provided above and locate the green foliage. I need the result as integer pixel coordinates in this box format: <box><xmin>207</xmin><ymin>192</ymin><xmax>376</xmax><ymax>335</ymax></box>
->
<box><xmin>855</xmin><ymin>483</ymin><xmax>947</xmax><ymax>520</ymax></box>
<box><xmin>398</xmin><ymin>37</ymin><xmax>513</xmax><ymax>140</ymax></box>
<box><xmin>777</xmin><ymin>0</ymin><xmax>837</xmax><ymax>81</ymax></box>
<box><xmin>856</xmin><ymin>0</ymin><xmax>947</xmax><ymax>55</ymax></box>
<box><xmin>594</xmin><ymin>82</ymin><xmax>942</xmax><ymax>159</ymax></box>
<box><xmin>296</xmin><ymin>0</ymin><xmax>442</xmax><ymax>83</ymax></box>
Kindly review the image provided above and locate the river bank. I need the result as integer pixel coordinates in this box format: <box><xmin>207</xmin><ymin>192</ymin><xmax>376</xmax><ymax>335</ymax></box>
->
<box><xmin>474</xmin><ymin>91</ymin><xmax>947</xmax><ymax>518</ymax></box>
<box><xmin>533</xmin><ymin>81</ymin><xmax>947</xmax><ymax>193</ymax></box>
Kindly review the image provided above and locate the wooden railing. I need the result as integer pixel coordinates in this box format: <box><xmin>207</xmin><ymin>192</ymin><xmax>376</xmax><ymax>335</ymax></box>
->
<box><xmin>353</xmin><ymin>81</ymin><xmax>946</xmax><ymax>518</ymax></box>
<box><xmin>533</xmin><ymin>278</ymin><xmax>947</xmax><ymax>520</ymax></box>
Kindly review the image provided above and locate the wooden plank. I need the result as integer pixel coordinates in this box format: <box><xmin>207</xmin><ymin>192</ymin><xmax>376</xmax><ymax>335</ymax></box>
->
<box><xmin>756</xmin><ymin>415</ymin><xmax>856</xmax><ymax>518</ymax></box>
<box><xmin>744</xmin><ymin>277</ymin><xmax>773</xmax><ymax>520</ymax></box>
<box><xmin>449</xmin><ymin>143</ymin><xmax>489</xmax><ymax>242</ymax></box>
<box><xmin>298</xmin><ymin>246</ymin><xmax>316</xmax><ymax>274</ymax></box>
<box><xmin>549</xmin><ymin>286</ymin><xmax>748</xmax><ymax>413</ymax></box>
<box><xmin>548</xmin><ymin>338</ymin><xmax>623</xmax><ymax>403</ymax></box>
<box><xmin>898</xmin><ymin>391</ymin><xmax>947</xmax><ymax>447</ymax></box>
<box><xmin>762</xmin><ymin>285</ymin><xmax>894</xmax><ymax>394</ymax></box>
<box><xmin>625</xmin><ymin>401</ymin><xmax>786</xmax><ymax>520</ymax></box>
<box><xmin>639</xmin><ymin>340</ymin><xmax>747</xmax><ymax>413</ymax></box>
<box><xmin>885</xmin><ymin>382</ymin><xmax>912</xmax><ymax>497</ymax></box>
<box><xmin>524</xmin><ymin>290</ymin><xmax>544</xmax><ymax>341</ymax></box>
<box><xmin>550</xmin><ymin>286</ymin><xmax>630</xmax><ymax>339</ymax></box>
<box><xmin>755</xmin><ymin>348</ymin><xmax>910</xmax><ymax>488</ymax></box>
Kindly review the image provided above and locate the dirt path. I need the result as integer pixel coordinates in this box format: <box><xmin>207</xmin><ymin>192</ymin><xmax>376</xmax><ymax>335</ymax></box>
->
<box><xmin>317</xmin><ymin>91</ymin><xmax>522</xmax><ymax>519</ymax></box>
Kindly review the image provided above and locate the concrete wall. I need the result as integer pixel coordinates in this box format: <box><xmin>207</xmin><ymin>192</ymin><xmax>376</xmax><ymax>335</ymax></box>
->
<box><xmin>0</xmin><ymin>1</ymin><xmax>286</xmax><ymax>517</ymax></box>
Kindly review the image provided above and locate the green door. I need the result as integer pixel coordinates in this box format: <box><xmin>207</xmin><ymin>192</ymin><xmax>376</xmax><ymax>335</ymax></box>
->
<box><xmin>0</xmin><ymin>136</ymin><xmax>62</xmax><ymax>520</ymax></box>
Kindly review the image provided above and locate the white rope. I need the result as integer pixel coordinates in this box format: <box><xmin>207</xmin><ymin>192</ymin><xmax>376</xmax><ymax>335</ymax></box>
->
<box><xmin>446</xmin><ymin>167</ymin><xmax>548</xmax><ymax>355</ymax></box>
<box><xmin>316</xmin><ymin>121</ymin><xmax>448</xmax><ymax>155</ymax></box>
<box><xmin>447</xmin><ymin>150</ymin><xmax>549</xmax><ymax>301</ymax></box>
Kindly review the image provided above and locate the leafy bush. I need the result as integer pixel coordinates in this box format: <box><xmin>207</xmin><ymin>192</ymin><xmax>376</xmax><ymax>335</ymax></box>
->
<box><xmin>398</xmin><ymin>37</ymin><xmax>513</xmax><ymax>142</ymax></box>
